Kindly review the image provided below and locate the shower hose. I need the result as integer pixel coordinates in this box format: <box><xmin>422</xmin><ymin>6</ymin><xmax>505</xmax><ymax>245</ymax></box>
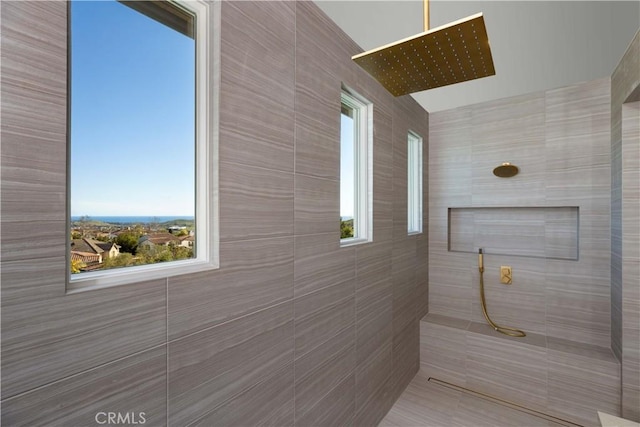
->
<box><xmin>478</xmin><ymin>249</ymin><xmax>526</xmax><ymax>338</ymax></box>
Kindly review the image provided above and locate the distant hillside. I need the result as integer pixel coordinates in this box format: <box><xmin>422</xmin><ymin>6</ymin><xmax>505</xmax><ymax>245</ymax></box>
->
<box><xmin>160</xmin><ymin>219</ymin><xmax>195</xmax><ymax>227</ymax></box>
<box><xmin>71</xmin><ymin>218</ymin><xmax>109</xmax><ymax>226</ymax></box>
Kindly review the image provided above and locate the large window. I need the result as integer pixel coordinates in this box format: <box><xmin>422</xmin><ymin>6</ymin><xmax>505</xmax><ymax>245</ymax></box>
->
<box><xmin>340</xmin><ymin>89</ymin><xmax>372</xmax><ymax>245</ymax></box>
<box><xmin>69</xmin><ymin>0</ymin><xmax>217</xmax><ymax>289</ymax></box>
<box><xmin>407</xmin><ymin>131</ymin><xmax>423</xmax><ymax>234</ymax></box>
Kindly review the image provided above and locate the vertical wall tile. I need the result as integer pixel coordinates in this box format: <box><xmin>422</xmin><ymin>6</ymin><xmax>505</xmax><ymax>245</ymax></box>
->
<box><xmin>391</xmin><ymin>320</ymin><xmax>420</xmax><ymax>400</ymax></box>
<box><xmin>392</xmin><ymin>239</ymin><xmax>418</xmax><ymax>336</ymax></box>
<box><xmin>420</xmin><ymin>315</ymin><xmax>468</xmax><ymax>386</ymax></box>
<box><xmin>466</xmin><ymin>331</ymin><xmax>548</xmax><ymax>410</ymax></box>
<box><xmin>168</xmin><ymin>302</ymin><xmax>293</xmax><ymax>426</ymax></box>
<box><xmin>428</xmin><ymin>251</ymin><xmax>473</xmax><ymax>320</ymax></box>
<box><xmin>219</xmin><ymin>161</ymin><xmax>294</xmax><ymax>242</ymax></box>
<box><xmin>296</xmin><ymin>374</ymin><xmax>356</xmax><ymax>427</ymax></box>
<box><xmin>294</xmin><ymin>327</ymin><xmax>355</xmax><ymax>421</ymax></box>
<box><xmin>168</xmin><ymin>237</ymin><xmax>294</xmax><ymax>340</ymax></box>
<box><xmin>294</xmin><ymin>280</ymin><xmax>354</xmax><ymax>358</ymax></box>
<box><xmin>294</xmin><ymin>174</ymin><xmax>339</xmax><ymax>235</ymax></box>
<box><xmin>295</xmin><ymin>3</ymin><xmax>343</xmax><ymax>181</ymax></box>
<box><xmin>294</xmin><ymin>233</ymin><xmax>355</xmax><ymax>297</ymax></box>
<box><xmin>372</xmin><ymin>109</ymin><xmax>394</xmax><ymax>231</ymax></box>
<box><xmin>1</xmin><ymin>347</ymin><xmax>167</xmax><ymax>427</ymax></box>
<box><xmin>355</xmin><ymin>341</ymin><xmax>393</xmax><ymax>417</ymax></box>
<box><xmin>356</xmin><ymin>274</ymin><xmax>392</xmax><ymax>367</ymax></box>
<box><xmin>472</xmin><ymin>92</ymin><xmax>546</xmax><ymax>207</ymax></box>
<box><xmin>2</xmin><ymin>280</ymin><xmax>167</xmax><ymax>398</ymax></box>
<box><xmin>547</xmin><ymin>338</ymin><xmax>620</xmax><ymax>426</ymax></box>
<box><xmin>219</xmin><ymin>1</ymin><xmax>295</xmax><ymax>173</ymax></box>
<box><xmin>190</xmin><ymin>364</ymin><xmax>294</xmax><ymax>427</ymax></box>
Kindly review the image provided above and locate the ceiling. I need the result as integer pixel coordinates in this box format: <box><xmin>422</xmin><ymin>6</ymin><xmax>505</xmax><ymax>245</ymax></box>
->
<box><xmin>314</xmin><ymin>1</ymin><xmax>640</xmax><ymax>112</ymax></box>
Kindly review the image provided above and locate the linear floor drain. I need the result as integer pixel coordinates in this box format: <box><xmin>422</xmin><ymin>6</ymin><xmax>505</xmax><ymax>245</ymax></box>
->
<box><xmin>427</xmin><ymin>377</ymin><xmax>583</xmax><ymax>427</ymax></box>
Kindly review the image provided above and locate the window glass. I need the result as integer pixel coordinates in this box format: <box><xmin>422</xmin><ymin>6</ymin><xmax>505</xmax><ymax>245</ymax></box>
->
<box><xmin>407</xmin><ymin>131</ymin><xmax>423</xmax><ymax>234</ymax></box>
<box><xmin>70</xmin><ymin>0</ymin><xmax>196</xmax><ymax>275</ymax></box>
<box><xmin>340</xmin><ymin>105</ymin><xmax>356</xmax><ymax>239</ymax></box>
<box><xmin>340</xmin><ymin>90</ymin><xmax>371</xmax><ymax>245</ymax></box>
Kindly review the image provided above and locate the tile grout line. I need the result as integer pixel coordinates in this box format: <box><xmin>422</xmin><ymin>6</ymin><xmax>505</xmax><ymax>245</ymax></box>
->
<box><xmin>0</xmin><ymin>342</ymin><xmax>168</xmax><ymax>404</ymax></box>
<box><xmin>293</xmin><ymin>1</ymin><xmax>297</xmax><ymax>424</ymax></box>
<box><xmin>168</xmin><ymin>298</ymin><xmax>293</xmax><ymax>345</ymax></box>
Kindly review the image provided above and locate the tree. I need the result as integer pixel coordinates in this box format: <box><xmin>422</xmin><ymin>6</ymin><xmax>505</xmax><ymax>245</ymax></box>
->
<box><xmin>70</xmin><ymin>258</ymin><xmax>85</xmax><ymax>273</ymax></box>
<box><xmin>340</xmin><ymin>218</ymin><xmax>354</xmax><ymax>239</ymax></box>
<box><xmin>171</xmin><ymin>245</ymin><xmax>193</xmax><ymax>260</ymax></box>
<box><xmin>103</xmin><ymin>253</ymin><xmax>137</xmax><ymax>269</ymax></box>
<box><xmin>115</xmin><ymin>231</ymin><xmax>140</xmax><ymax>254</ymax></box>
<box><xmin>175</xmin><ymin>228</ymin><xmax>189</xmax><ymax>237</ymax></box>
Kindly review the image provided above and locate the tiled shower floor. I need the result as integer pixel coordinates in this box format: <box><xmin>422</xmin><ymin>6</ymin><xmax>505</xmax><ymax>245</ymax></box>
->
<box><xmin>380</xmin><ymin>369</ymin><xmax>573</xmax><ymax>427</ymax></box>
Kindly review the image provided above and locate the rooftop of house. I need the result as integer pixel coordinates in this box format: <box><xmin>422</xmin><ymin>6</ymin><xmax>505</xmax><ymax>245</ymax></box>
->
<box><xmin>140</xmin><ymin>233</ymin><xmax>182</xmax><ymax>245</ymax></box>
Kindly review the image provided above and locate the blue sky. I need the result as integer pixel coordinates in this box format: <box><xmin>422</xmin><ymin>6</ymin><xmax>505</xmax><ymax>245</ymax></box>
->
<box><xmin>340</xmin><ymin>114</ymin><xmax>355</xmax><ymax>219</ymax></box>
<box><xmin>70</xmin><ymin>0</ymin><xmax>195</xmax><ymax>216</ymax></box>
<box><xmin>71</xmin><ymin>0</ymin><xmax>356</xmax><ymax>219</ymax></box>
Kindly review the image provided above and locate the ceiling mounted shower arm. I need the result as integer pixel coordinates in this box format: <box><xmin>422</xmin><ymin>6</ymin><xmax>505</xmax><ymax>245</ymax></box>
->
<box><xmin>423</xmin><ymin>0</ymin><xmax>430</xmax><ymax>32</ymax></box>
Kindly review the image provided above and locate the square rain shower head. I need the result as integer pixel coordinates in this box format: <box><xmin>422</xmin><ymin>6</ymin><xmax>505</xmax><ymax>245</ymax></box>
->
<box><xmin>352</xmin><ymin>13</ymin><xmax>495</xmax><ymax>97</ymax></box>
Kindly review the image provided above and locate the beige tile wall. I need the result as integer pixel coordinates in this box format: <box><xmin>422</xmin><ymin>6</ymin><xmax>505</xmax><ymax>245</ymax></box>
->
<box><xmin>0</xmin><ymin>1</ymin><xmax>429</xmax><ymax>425</ymax></box>
<box><xmin>429</xmin><ymin>77</ymin><xmax>612</xmax><ymax>346</ymax></box>
<box><xmin>611</xmin><ymin>30</ymin><xmax>640</xmax><ymax>422</ymax></box>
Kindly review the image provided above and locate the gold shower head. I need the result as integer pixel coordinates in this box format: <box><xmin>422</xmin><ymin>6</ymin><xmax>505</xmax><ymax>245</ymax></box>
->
<box><xmin>352</xmin><ymin>1</ymin><xmax>495</xmax><ymax>97</ymax></box>
<box><xmin>493</xmin><ymin>163</ymin><xmax>519</xmax><ymax>178</ymax></box>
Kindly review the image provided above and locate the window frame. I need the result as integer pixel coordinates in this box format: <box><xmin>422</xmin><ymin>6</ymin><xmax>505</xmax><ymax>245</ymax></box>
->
<box><xmin>67</xmin><ymin>0</ymin><xmax>220</xmax><ymax>292</ymax></box>
<box><xmin>407</xmin><ymin>130</ymin><xmax>423</xmax><ymax>235</ymax></box>
<box><xmin>340</xmin><ymin>87</ymin><xmax>373</xmax><ymax>247</ymax></box>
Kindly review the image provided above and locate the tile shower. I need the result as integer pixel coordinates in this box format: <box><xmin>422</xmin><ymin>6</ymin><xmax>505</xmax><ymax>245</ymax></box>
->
<box><xmin>423</xmin><ymin>31</ymin><xmax>640</xmax><ymax>426</ymax></box>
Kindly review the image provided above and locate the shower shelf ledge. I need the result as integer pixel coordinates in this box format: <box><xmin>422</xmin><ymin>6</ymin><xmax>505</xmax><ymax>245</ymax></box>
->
<box><xmin>448</xmin><ymin>206</ymin><xmax>579</xmax><ymax>261</ymax></box>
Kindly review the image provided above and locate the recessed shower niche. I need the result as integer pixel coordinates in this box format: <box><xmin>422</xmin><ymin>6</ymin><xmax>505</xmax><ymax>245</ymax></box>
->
<box><xmin>448</xmin><ymin>206</ymin><xmax>579</xmax><ymax>260</ymax></box>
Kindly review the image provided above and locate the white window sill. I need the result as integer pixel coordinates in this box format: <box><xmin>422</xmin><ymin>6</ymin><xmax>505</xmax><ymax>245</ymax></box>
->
<box><xmin>67</xmin><ymin>258</ymin><xmax>218</xmax><ymax>294</ymax></box>
<box><xmin>340</xmin><ymin>237</ymin><xmax>371</xmax><ymax>247</ymax></box>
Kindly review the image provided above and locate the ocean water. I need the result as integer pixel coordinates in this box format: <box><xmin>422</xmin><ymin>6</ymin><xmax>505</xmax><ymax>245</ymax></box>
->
<box><xmin>71</xmin><ymin>216</ymin><xmax>194</xmax><ymax>224</ymax></box>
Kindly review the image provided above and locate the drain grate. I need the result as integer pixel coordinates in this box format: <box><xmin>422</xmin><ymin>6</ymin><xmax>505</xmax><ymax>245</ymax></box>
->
<box><xmin>427</xmin><ymin>377</ymin><xmax>584</xmax><ymax>427</ymax></box>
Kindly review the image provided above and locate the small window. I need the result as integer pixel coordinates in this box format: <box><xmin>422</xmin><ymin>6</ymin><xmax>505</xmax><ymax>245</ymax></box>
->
<box><xmin>407</xmin><ymin>131</ymin><xmax>423</xmax><ymax>234</ymax></box>
<box><xmin>68</xmin><ymin>0</ymin><xmax>218</xmax><ymax>289</ymax></box>
<box><xmin>340</xmin><ymin>88</ymin><xmax>372</xmax><ymax>245</ymax></box>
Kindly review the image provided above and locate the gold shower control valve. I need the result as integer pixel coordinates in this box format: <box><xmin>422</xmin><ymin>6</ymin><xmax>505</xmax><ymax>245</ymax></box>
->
<box><xmin>500</xmin><ymin>266</ymin><xmax>512</xmax><ymax>285</ymax></box>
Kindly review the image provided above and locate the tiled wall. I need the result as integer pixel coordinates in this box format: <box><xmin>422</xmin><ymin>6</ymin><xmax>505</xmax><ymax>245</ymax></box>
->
<box><xmin>0</xmin><ymin>2</ymin><xmax>429</xmax><ymax>425</ymax></box>
<box><xmin>420</xmin><ymin>314</ymin><xmax>621</xmax><ymax>426</ymax></box>
<box><xmin>429</xmin><ymin>77</ymin><xmax>612</xmax><ymax>347</ymax></box>
<box><xmin>611</xmin><ymin>30</ymin><xmax>640</xmax><ymax>422</ymax></box>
